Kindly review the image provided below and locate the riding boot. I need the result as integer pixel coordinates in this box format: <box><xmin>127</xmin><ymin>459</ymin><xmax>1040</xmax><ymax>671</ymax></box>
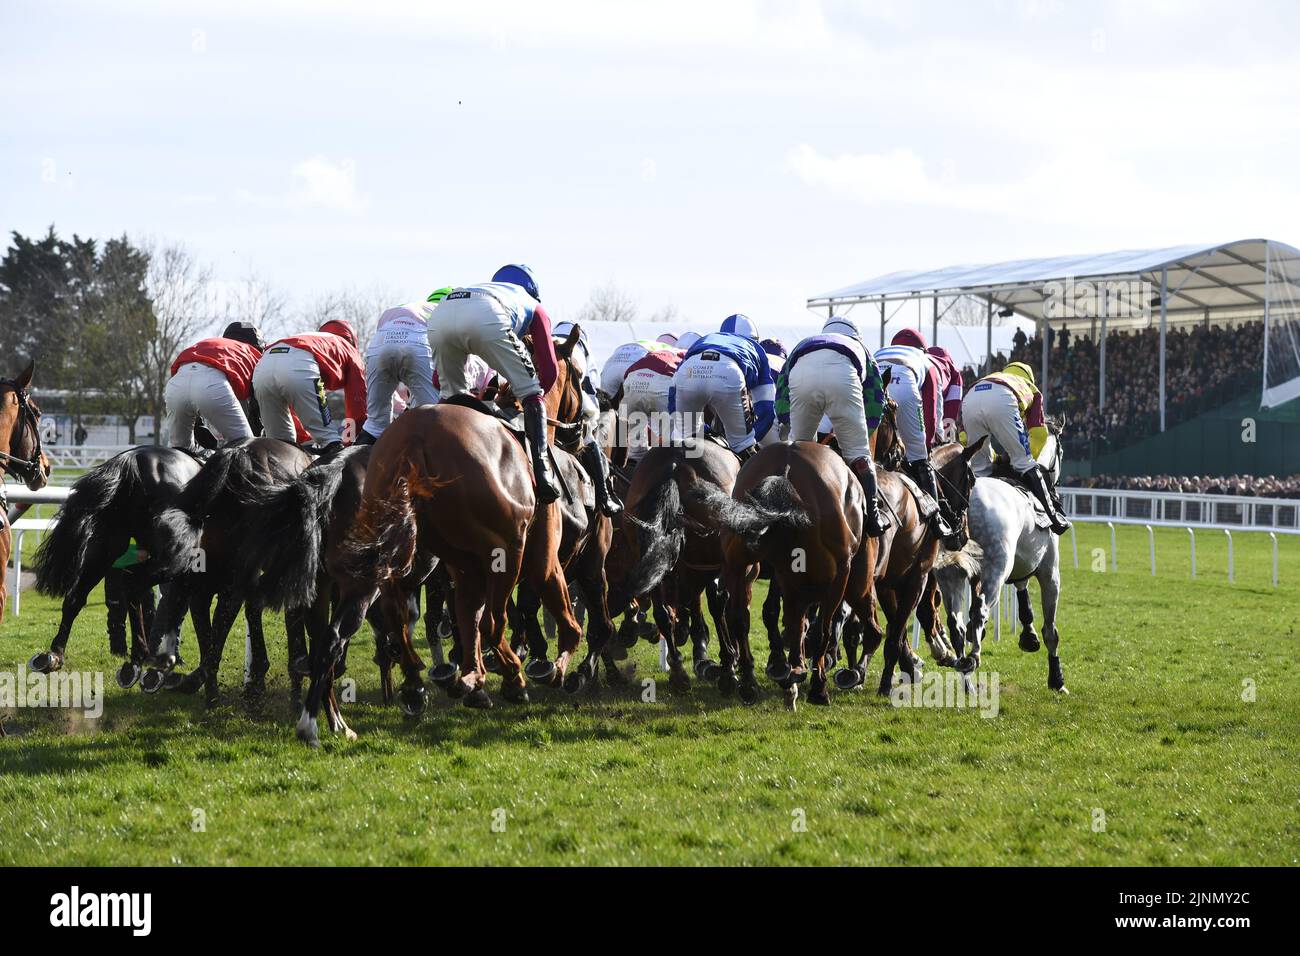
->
<box><xmin>105</xmin><ymin>571</ymin><xmax>129</xmax><ymax>658</ymax></box>
<box><xmin>353</xmin><ymin>428</ymin><xmax>377</xmax><ymax>446</ymax></box>
<box><xmin>579</xmin><ymin>440</ymin><xmax>623</xmax><ymax>518</ymax></box>
<box><xmin>850</xmin><ymin>457</ymin><xmax>891</xmax><ymax>537</ymax></box>
<box><xmin>1022</xmin><ymin>466</ymin><xmax>1072</xmax><ymax>534</ymax></box>
<box><xmin>523</xmin><ymin>397</ymin><xmax>561</xmax><ymax>505</ymax></box>
<box><xmin>906</xmin><ymin>459</ymin><xmax>960</xmax><ymax>546</ymax></box>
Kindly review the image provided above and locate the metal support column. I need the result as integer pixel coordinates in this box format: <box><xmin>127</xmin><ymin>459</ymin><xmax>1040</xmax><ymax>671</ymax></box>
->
<box><xmin>1159</xmin><ymin>267</ymin><xmax>1168</xmax><ymax>432</ymax></box>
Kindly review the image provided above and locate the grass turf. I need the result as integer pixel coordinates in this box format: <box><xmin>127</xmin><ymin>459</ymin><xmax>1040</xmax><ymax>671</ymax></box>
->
<box><xmin>1</xmin><ymin>522</ymin><xmax>1297</xmax><ymax>865</ymax></box>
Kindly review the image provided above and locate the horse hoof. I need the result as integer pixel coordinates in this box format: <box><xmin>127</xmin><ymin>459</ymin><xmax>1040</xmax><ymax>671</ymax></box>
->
<box><xmin>437</xmin><ymin>618</ymin><xmax>453</xmax><ymax>640</ymax></box>
<box><xmin>765</xmin><ymin>660</ymin><xmax>791</xmax><ymax>683</ymax></box>
<box><xmin>464</xmin><ymin>688</ymin><xmax>493</xmax><ymax>710</ymax></box>
<box><xmin>502</xmin><ymin>682</ymin><xmax>530</xmax><ymax>705</ymax></box>
<box><xmin>174</xmin><ymin>671</ymin><xmax>204</xmax><ymax>695</ymax></box>
<box><xmin>808</xmin><ymin>689</ymin><xmax>831</xmax><ymax>707</ymax></box>
<box><xmin>694</xmin><ymin>658</ymin><xmax>717</xmax><ymax>680</ymax></box>
<box><xmin>955</xmin><ymin>656</ymin><xmax>977</xmax><ymax>674</ymax></box>
<box><xmin>288</xmin><ymin>655</ymin><xmax>311</xmax><ymax>679</ymax></box>
<box><xmin>28</xmin><ymin>651</ymin><xmax>61</xmax><ymax>674</ymax></box>
<box><xmin>162</xmin><ymin>670</ymin><xmax>186</xmax><ymax>691</ymax></box>
<box><xmin>738</xmin><ymin>682</ymin><xmax>759</xmax><ymax>705</ymax></box>
<box><xmin>563</xmin><ymin>671</ymin><xmax>588</xmax><ymax>695</ymax></box>
<box><xmin>116</xmin><ymin>662</ymin><xmax>142</xmax><ymax>690</ymax></box>
<box><xmin>1019</xmin><ymin>632</ymin><xmax>1041</xmax><ymax>652</ymax></box>
<box><xmin>716</xmin><ymin>671</ymin><xmax>738</xmax><ymax>697</ymax></box>
<box><xmin>140</xmin><ymin>669</ymin><xmax>165</xmax><ymax>694</ymax></box>
<box><xmin>668</xmin><ymin>668</ymin><xmax>691</xmax><ymax>695</ymax></box>
<box><xmin>833</xmin><ymin>668</ymin><xmax>863</xmax><ymax>691</ymax></box>
<box><xmin>296</xmin><ymin>712</ymin><xmax>320</xmax><ymax>748</ymax></box>
<box><xmin>790</xmin><ymin>669</ymin><xmax>808</xmax><ymax>685</ymax></box>
<box><xmin>243</xmin><ymin>679</ymin><xmax>266</xmax><ymax>700</ymax></box>
<box><xmin>399</xmin><ymin>685</ymin><xmax>428</xmax><ymax>717</ymax></box>
<box><xmin>429</xmin><ymin>662</ymin><xmax>460</xmax><ymax>690</ymax></box>
<box><xmin>784</xmin><ymin>684</ymin><xmax>799</xmax><ymax>712</ymax></box>
<box><xmin>483</xmin><ymin>651</ymin><xmax>502</xmax><ymax>675</ymax></box>
<box><xmin>524</xmin><ymin>658</ymin><xmax>555</xmax><ymax>683</ymax></box>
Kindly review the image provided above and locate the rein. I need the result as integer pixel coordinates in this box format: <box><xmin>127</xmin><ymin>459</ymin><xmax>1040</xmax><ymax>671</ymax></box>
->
<box><xmin>0</xmin><ymin>379</ymin><xmax>44</xmax><ymax>485</ymax></box>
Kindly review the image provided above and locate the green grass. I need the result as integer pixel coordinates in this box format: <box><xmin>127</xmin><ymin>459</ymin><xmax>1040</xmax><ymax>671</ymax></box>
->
<box><xmin>1</xmin><ymin>523</ymin><xmax>1297</xmax><ymax>865</ymax></box>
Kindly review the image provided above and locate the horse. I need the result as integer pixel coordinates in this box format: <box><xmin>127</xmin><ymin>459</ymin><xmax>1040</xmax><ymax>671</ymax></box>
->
<box><xmin>30</xmin><ymin>446</ymin><xmax>202</xmax><ymax>686</ymax></box>
<box><xmin>688</xmin><ymin>440</ymin><xmax>880</xmax><ymax>709</ymax></box>
<box><xmin>610</xmin><ymin>439</ymin><xmax>736</xmax><ymax>693</ymax></box>
<box><xmin>294</xmin><ymin>330</ymin><xmax>590</xmax><ymax>745</ymax></box>
<box><xmin>931</xmin><ymin>428</ymin><xmax>1068</xmax><ymax>693</ymax></box>
<box><xmin>1</xmin><ymin>362</ymin><xmax>51</xmax><ymax>625</ymax></box>
<box><xmin>144</xmin><ymin>437</ymin><xmax>313</xmax><ymax>704</ymax></box>
<box><xmin>826</xmin><ymin>390</ymin><xmax>988</xmax><ymax>695</ymax></box>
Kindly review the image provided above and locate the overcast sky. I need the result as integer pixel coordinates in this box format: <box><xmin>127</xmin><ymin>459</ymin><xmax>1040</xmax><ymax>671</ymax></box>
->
<box><xmin>4</xmin><ymin>0</ymin><xmax>1299</xmax><ymax>336</ymax></box>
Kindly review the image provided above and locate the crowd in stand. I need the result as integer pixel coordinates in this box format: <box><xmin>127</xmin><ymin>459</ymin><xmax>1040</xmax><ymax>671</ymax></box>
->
<box><xmin>1060</xmin><ymin>472</ymin><xmax>1300</xmax><ymax>498</ymax></box>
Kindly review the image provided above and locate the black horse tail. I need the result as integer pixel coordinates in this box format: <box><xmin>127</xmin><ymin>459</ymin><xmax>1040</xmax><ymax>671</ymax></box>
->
<box><xmin>150</xmin><ymin>445</ymin><xmax>246</xmax><ymax>577</ymax></box>
<box><xmin>622</xmin><ymin>458</ymin><xmax>685</xmax><ymax>599</ymax></box>
<box><xmin>686</xmin><ymin>474</ymin><xmax>810</xmax><ymax>561</ymax></box>
<box><xmin>334</xmin><ymin>464</ymin><xmax>435</xmax><ymax>596</ymax></box>
<box><xmin>238</xmin><ymin>452</ymin><xmax>355</xmax><ymax>611</ymax></box>
<box><xmin>33</xmin><ymin>450</ymin><xmax>143</xmax><ymax>597</ymax></box>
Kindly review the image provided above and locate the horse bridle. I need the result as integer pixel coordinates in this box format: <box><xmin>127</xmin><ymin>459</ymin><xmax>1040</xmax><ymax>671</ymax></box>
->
<box><xmin>0</xmin><ymin>379</ymin><xmax>44</xmax><ymax>485</ymax></box>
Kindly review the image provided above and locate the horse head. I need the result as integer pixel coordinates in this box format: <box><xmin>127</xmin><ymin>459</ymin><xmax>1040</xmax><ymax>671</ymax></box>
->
<box><xmin>0</xmin><ymin>361</ymin><xmax>50</xmax><ymax>492</ymax></box>
<box><xmin>934</xmin><ymin>435</ymin><xmax>989</xmax><ymax>551</ymax></box>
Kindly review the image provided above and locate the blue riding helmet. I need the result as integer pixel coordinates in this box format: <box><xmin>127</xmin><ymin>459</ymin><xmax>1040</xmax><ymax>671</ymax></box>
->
<box><xmin>492</xmin><ymin>263</ymin><xmax>540</xmax><ymax>301</ymax></box>
<box><xmin>720</xmin><ymin>313</ymin><xmax>758</xmax><ymax>341</ymax></box>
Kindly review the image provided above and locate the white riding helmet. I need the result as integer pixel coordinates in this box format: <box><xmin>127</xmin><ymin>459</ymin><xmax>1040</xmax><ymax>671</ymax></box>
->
<box><xmin>677</xmin><ymin>330</ymin><xmax>703</xmax><ymax>351</ymax></box>
<box><xmin>823</xmin><ymin>316</ymin><xmax>861</xmax><ymax>339</ymax></box>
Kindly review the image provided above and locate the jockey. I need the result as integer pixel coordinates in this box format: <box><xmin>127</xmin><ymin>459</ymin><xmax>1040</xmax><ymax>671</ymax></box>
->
<box><xmin>926</xmin><ymin>345</ymin><xmax>964</xmax><ymax>444</ymax></box>
<box><xmin>162</xmin><ymin>322</ymin><xmax>266</xmax><ymax>449</ymax></box>
<box><xmin>777</xmin><ymin>316</ymin><xmax>890</xmax><ymax>536</ymax></box>
<box><xmin>427</xmin><ymin>263</ymin><xmax>563</xmax><ymax>505</ymax></box>
<box><xmin>962</xmin><ymin>360</ymin><xmax>1071</xmax><ymax>534</ymax></box>
<box><xmin>599</xmin><ymin>337</ymin><xmax>676</xmax><ymax>403</ymax></box>
<box><xmin>759</xmin><ymin>338</ymin><xmax>788</xmax><ymax>446</ymax></box>
<box><xmin>552</xmin><ymin>320</ymin><xmax>622</xmax><ymax>517</ymax></box>
<box><xmin>874</xmin><ymin>329</ymin><xmax>961</xmax><ymax>546</ymax></box>
<box><xmin>253</xmin><ymin>319</ymin><xmax>368</xmax><ymax>452</ymax></box>
<box><xmin>357</xmin><ymin>298</ymin><xmax>441</xmax><ymax>444</ymax></box>
<box><xmin>669</xmin><ymin>314</ymin><xmax>776</xmax><ymax>460</ymax></box>
<box><xmin>622</xmin><ymin>343</ymin><xmax>684</xmax><ymax>462</ymax></box>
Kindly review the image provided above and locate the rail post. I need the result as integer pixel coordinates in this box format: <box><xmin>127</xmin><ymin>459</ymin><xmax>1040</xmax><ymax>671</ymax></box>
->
<box><xmin>1188</xmin><ymin>527</ymin><xmax>1196</xmax><ymax>578</ymax></box>
<box><xmin>1224</xmin><ymin>529</ymin><xmax>1234</xmax><ymax>583</ymax></box>
<box><xmin>1146</xmin><ymin>524</ymin><xmax>1156</xmax><ymax>576</ymax></box>
<box><xmin>1107</xmin><ymin>521</ymin><xmax>1117</xmax><ymax>571</ymax></box>
<box><xmin>1270</xmin><ymin>532</ymin><xmax>1278</xmax><ymax>588</ymax></box>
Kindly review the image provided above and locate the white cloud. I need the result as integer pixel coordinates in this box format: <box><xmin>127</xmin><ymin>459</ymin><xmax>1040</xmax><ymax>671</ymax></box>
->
<box><xmin>235</xmin><ymin>156</ymin><xmax>365</xmax><ymax>212</ymax></box>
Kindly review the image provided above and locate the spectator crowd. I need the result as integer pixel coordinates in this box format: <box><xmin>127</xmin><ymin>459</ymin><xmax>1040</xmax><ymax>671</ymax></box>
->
<box><xmin>1061</xmin><ymin>472</ymin><xmax>1300</xmax><ymax>498</ymax></box>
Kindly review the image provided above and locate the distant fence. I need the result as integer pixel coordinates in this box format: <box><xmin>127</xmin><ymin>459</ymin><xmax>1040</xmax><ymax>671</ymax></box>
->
<box><xmin>1061</xmin><ymin>487</ymin><xmax>1300</xmax><ymax>534</ymax></box>
<box><xmin>43</xmin><ymin>445</ymin><xmax>131</xmax><ymax>471</ymax></box>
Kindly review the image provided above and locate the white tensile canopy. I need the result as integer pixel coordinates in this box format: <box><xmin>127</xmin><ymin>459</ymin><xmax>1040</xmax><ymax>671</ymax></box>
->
<box><xmin>808</xmin><ymin>238</ymin><xmax>1300</xmax><ymax>426</ymax></box>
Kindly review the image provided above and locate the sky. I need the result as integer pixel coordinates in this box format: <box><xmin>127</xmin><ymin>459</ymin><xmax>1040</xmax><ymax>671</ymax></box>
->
<box><xmin>4</xmin><ymin>0</ymin><xmax>1300</xmax><ymax>345</ymax></box>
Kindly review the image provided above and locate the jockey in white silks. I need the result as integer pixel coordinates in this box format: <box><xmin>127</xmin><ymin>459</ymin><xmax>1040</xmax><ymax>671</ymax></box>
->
<box><xmin>776</xmin><ymin>316</ymin><xmax>890</xmax><ymax>537</ymax></box>
<box><xmin>553</xmin><ymin>320</ymin><xmax>623</xmax><ymax>517</ymax></box>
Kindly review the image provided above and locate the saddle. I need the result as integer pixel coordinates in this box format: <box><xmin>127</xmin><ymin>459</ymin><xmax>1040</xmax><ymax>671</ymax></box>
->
<box><xmin>439</xmin><ymin>394</ymin><xmax>577</xmax><ymax>504</ymax></box>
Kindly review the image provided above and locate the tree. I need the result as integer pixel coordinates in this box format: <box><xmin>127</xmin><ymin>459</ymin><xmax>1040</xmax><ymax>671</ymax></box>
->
<box><xmin>143</xmin><ymin>241</ymin><xmax>213</xmax><ymax>443</ymax></box>
<box><xmin>577</xmin><ymin>282</ymin><xmax>638</xmax><ymax>328</ymax></box>
<box><xmin>221</xmin><ymin>268</ymin><xmax>290</xmax><ymax>341</ymax></box>
<box><xmin>90</xmin><ymin>236</ymin><xmax>155</xmax><ymax>443</ymax></box>
<box><xmin>301</xmin><ymin>283</ymin><xmax>397</xmax><ymax>354</ymax></box>
<box><xmin>0</xmin><ymin>227</ymin><xmax>75</xmax><ymax>383</ymax></box>
<box><xmin>941</xmin><ymin>295</ymin><xmax>1011</xmax><ymax>327</ymax></box>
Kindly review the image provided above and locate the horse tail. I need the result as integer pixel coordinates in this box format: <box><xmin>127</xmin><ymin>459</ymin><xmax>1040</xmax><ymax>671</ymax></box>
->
<box><xmin>33</xmin><ymin>450</ymin><xmax>143</xmax><ymax>597</ymax></box>
<box><xmin>335</xmin><ymin>463</ymin><xmax>448</xmax><ymax>594</ymax></box>
<box><xmin>622</xmin><ymin>457</ymin><xmax>685</xmax><ymax>598</ymax></box>
<box><xmin>686</xmin><ymin>473</ymin><xmax>811</xmax><ymax>561</ymax></box>
<box><xmin>150</xmin><ymin>445</ymin><xmax>246</xmax><ymax>577</ymax></box>
<box><xmin>238</xmin><ymin>452</ymin><xmax>355</xmax><ymax>611</ymax></box>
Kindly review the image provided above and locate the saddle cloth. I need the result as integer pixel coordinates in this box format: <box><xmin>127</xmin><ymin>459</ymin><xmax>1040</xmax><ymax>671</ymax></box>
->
<box><xmin>991</xmin><ymin>470</ymin><xmax>1054</xmax><ymax>530</ymax></box>
<box><xmin>892</xmin><ymin>471</ymin><xmax>940</xmax><ymax>521</ymax></box>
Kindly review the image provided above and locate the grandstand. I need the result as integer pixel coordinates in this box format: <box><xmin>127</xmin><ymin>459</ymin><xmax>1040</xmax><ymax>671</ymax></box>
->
<box><xmin>809</xmin><ymin>240</ymin><xmax>1300</xmax><ymax>480</ymax></box>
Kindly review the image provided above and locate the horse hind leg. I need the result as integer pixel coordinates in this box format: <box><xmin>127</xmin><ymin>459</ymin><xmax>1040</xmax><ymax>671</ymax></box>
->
<box><xmin>1016</xmin><ymin>584</ymin><xmax>1041</xmax><ymax>652</ymax></box>
<box><xmin>1037</xmin><ymin>559</ymin><xmax>1067</xmax><ymax>694</ymax></box>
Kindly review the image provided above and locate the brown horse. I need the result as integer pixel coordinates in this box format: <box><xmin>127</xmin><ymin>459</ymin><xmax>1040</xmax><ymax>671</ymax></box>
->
<box><xmin>0</xmin><ymin>362</ymin><xmax>51</xmax><ymax>624</ymax></box>
<box><xmin>294</xmin><ymin>332</ymin><xmax>589</xmax><ymax>745</ymax></box>
<box><xmin>692</xmin><ymin>440</ymin><xmax>880</xmax><ymax>708</ymax></box>
<box><xmin>835</xmin><ymin>420</ymin><xmax>988</xmax><ymax>695</ymax></box>
<box><xmin>609</xmin><ymin>440</ymin><xmax>737</xmax><ymax>693</ymax></box>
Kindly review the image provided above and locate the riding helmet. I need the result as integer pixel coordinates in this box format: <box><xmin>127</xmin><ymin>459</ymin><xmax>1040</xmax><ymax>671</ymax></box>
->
<box><xmin>720</xmin><ymin>314</ymin><xmax>759</xmax><ymax>341</ymax></box>
<box><xmin>223</xmin><ymin>321</ymin><xmax>266</xmax><ymax>352</ymax></box>
<box><xmin>492</xmin><ymin>264</ymin><xmax>540</xmax><ymax>301</ymax></box>
<box><xmin>822</xmin><ymin>316</ymin><xmax>860</xmax><ymax>340</ymax></box>
<box><xmin>319</xmin><ymin>318</ymin><xmax>358</xmax><ymax>349</ymax></box>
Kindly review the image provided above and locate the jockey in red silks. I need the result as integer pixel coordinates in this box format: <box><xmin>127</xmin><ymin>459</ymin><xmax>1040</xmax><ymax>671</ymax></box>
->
<box><xmin>163</xmin><ymin>322</ymin><xmax>267</xmax><ymax>448</ymax></box>
<box><xmin>253</xmin><ymin>319</ymin><xmax>368</xmax><ymax>453</ymax></box>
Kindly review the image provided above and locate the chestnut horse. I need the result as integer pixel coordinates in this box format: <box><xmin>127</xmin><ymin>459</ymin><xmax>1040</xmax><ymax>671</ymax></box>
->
<box><xmin>1</xmin><ymin>362</ymin><xmax>50</xmax><ymax>625</ymax></box>
<box><xmin>692</xmin><ymin>440</ymin><xmax>881</xmax><ymax>708</ymax></box>
<box><xmin>293</xmin><ymin>330</ymin><xmax>589</xmax><ymax>745</ymax></box>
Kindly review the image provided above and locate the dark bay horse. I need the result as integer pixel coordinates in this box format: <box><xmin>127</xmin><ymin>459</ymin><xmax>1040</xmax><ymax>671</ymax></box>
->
<box><xmin>610</xmin><ymin>440</ymin><xmax>737</xmax><ymax>693</ymax></box>
<box><xmin>30</xmin><ymin>446</ymin><xmax>200</xmax><ymax>685</ymax></box>
<box><xmin>692</xmin><ymin>440</ymin><xmax>880</xmax><ymax>708</ymax></box>
<box><xmin>1</xmin><ymin>362</ymin><xmax>50</xmax><ymax>625</ymax></box>
<box><xmin>144</xmin><ymin>438</ymin><xmax>312</xmax><ymax>704</ymax></box>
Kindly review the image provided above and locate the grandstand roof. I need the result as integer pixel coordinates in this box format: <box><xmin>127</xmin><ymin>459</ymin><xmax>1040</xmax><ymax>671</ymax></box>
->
<box><xmin>809</xmin><ymin>238</ymin><xmax>1300</xmax><ymax>327</ymax></box>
